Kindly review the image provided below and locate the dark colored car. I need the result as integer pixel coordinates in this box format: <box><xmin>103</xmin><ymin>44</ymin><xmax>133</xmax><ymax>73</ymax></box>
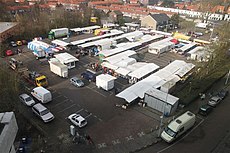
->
<box><xmin>10</xmin><ymin>41</ymin><xmax>17</xmax><ymax>47</ymax></box>
<box><xmin>81</xmin><ymin>70</ymin><xmax>96</xmax><ymax>82</ymax></box>
<box><xmin>217</xmin><ymin>89</ymin><xmax>228</xmax><ymax>100</ymax></box>
<box><xmin>198</xmin><ymin>104</ymin><xmax>213</xmax><ymax>116</ymax></box>
<box><xmin>5</xmin><ymin>50</ymin><xmax>14</xmax><ymax>56</ymax></box>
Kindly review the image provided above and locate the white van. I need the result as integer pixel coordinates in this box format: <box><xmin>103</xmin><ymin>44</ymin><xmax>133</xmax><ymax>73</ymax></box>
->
<box><xmin>31</xmin><ymin>87</ymin><xmax>52</xmax><ymax>103</ymax></box>
<box><xmin>161</xmin><ymin>111</ymin><xmax>196</xmax><ymax>143</ymax></box>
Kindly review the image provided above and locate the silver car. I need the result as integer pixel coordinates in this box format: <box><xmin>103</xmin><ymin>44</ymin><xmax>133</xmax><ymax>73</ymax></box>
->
<box><xmin>19</xmin><ymin>93</ymin><xmax>35</xmax><ymax>106</ymax></box>
<box><xmin>70</xmin><ymin>77</ymin><xmax>84</xmax><ymax>87</ymax></box>
<box><xmin>208</xmin><ymin>96</ymin><xmax>221</xmax><ymax>107</ymax></box>
<box><xmin>32</xmin><ymin>103</ymin><xmax>54</xmax><ymax>123</ymax></box>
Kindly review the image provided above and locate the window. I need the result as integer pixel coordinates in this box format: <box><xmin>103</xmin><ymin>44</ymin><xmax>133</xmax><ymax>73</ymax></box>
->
<box><xmin>179</xmin><ymin>127</ymin><xmax>184</xmax><ymax>133</ymax></box>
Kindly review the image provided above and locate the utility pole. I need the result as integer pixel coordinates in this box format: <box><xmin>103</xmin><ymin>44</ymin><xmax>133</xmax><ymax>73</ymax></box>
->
<box><xmin>225</xmin><ymin>70</ymin><xmax>230</xmax><ymax>85</ymax></box>
<box><xmin>158</xmin><ymin>115</ymin><xmax>163</xmax><ymax>137</ymax></box>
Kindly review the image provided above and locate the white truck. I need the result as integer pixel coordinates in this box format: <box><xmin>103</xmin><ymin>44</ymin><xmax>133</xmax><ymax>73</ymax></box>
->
<box><xmin>48</xmin><ymin>28</ymin><xmax>69</xmax><ymax>39</ymax></box>
<box><xmin>49</xmin><ymin>59</ymin><xmax>68</xmax><ymax>78</ymax></box>
<box><xmin>31</xmin><ymin>87</ymin><xmax>52</xmax><ymax>103</ymax></box>
<box><xmin>96</xmin><ymin>74</ymin><xmax>116</xmax><ymax>91</ymax></box>
<box><xmin>161</xmin><ymin>111</ymin><xmax>196</xmax><ymax>143</ymax></box>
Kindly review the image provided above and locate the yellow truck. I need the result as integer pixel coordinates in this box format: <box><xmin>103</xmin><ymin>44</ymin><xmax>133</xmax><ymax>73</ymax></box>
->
<box><xmin>22</xmin><ymin>70</ymin><xmax>48</xmax><ymax>87</ymax></box>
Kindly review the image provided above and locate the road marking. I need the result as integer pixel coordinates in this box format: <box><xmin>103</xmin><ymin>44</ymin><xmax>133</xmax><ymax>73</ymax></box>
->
<box><xmin>75</xmin><ymin>108</ymin><xmax>83</xmax><ymax>114</ymax></box>
<box><xmin>112</xmin><ymin>139</ymin><xmax>121</xmax><ymax>145</ymax></box>
<box><xmin>85</xmin><ymin>86</ymin><xmax>106</xmax><ymax>97</ymax></box>
<box><xmin>157</xmin><ymin>118</ymin><xmax>205</xmax><ymax>153</ymax></box>
<box><xmin>126</xmin><ymin>135</ymin><xmax>134</xmax><ymax>141</ymax></box>
<box><xmin>137</xmin><ymin>131</ymin><xmax>145</xmax><ymax>137</ymax></box>
<box><xmin>57</xmin><ymin>104</ymin><xmax>76</xmax><ymax>114</ymax></box>
<box><xmin>85</xmin><ymin>113</ymin><xmax>92</xmax><ymax>119</ymax></box>
<box><xmin>53</xmin><ymin>95</ymin><xmax>62</xmax><ymax>100</ymax></box>
<box><xmin>98</xmin><ymin>143</ymin><xmax>107</xmax><ymax>149</ymax></box>
<box><xmin>53</xmin><ymin>99</ymin><xmax>69</xmax><ymax>108</ymax></box>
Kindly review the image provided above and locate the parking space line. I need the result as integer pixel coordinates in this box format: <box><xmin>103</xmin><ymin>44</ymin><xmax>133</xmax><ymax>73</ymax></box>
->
<box><xmin>85</xmin><ymin>86</ymin><xmax>106</xmax><ymax>97</ymax></box>
<box><xmin>85</xmin><ymin>113</ymin><xmax>92</xmax><ymax>119</ymax></box>
<box><xmin>53</xmin><ymin>99</ymin><xmax>69</xmax><ymax>108</ymax></box>
<box><xmin>75</xmin><ymin>108</ymin><xmax>83</xmax><ymax>114</ymax></box>
<box><xmin>115</xmin><ymin>81</ymin><xmax>126</xmax><ymax>86</ymax></box>
<box><xmin>53</xmin><ymin>95</ymin><xmax>62</xmax><ymax>100</ymax></box>
<box><xmin>57</xmin><ymin>104</ymin><xmax>76</xmax><ymax>114</ymax></box>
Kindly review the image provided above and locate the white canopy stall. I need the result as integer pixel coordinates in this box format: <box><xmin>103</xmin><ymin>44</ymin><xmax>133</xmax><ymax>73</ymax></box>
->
<box><xmin>54</xmin><ymin>53</ymin><xmax>79</xmax><ymax>69</ymax></box>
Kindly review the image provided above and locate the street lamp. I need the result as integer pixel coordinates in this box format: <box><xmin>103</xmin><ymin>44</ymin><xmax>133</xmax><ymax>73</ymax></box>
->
<box><xmin>158</xmin><ymin>115</ymin><xmax>163</xmax><ymax>137</ymax></box>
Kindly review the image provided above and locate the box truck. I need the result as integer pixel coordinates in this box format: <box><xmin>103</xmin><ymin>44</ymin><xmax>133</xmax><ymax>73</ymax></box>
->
<box><xmin>161</xmin><ymin>111</ymin><xmax>196</xmax><ymax>143</ymax></box>
<box><xmin>96</xmin><ymin>74</ymin><xmax>116</xmax><ymax>91</ymax></box>
<box><xmin>48</xmin><ymin>28</ymin><xmax>69</xmax><ymax>39</ymax></box>
<box><xmin>31</xmin><ymin>87</ymin><xmax>52</xmax><ymax>103</ymax></box>
<box><xmin>49</xmin><ymin>60</ymin><xmax>68</xmax><ymax>78</ymax></box>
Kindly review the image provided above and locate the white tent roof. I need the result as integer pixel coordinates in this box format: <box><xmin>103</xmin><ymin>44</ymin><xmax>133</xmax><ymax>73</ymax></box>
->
<box><xmin>96</xmin><ymin>74</ymin><xmax>116</xmax><ymax>81</ymax></box>
<box><xmin>115</xmin><ymin>67</ymin><xmax>131</xmax><ymax>76</ymax></box>
<box><xmin>54</xmin><ymin>53</ymin><xmax>79</xmax><ymax>64</ymax></box>
<box><xmin>99</xmin><ymin>42</ymin><xmax>142</xmax><ymax>57</ymax></box>
<box><xmin>113</xmin><ymin>31</ymin><xmax>143</xmax><ymax>40</ymax></box>
<box><xmin>115</xmin><ymin>58</ymin><xmax>136</xmax><ymax>68</ymax></box>
<box><xmin>139</xmin><ymin>34</ymin><xmax>164</xmax><ymax>44</ymax></box>
<box><xmin>78</xmin><ymin>38</ymin><xmax>111</xmax><ymax>48</ymax></box>
<box><xmin>101</xmin><ymin>62</ymin><xmax>119</xmax><ymax>70</ymax></box>
<box><xmin>103</xmin><ymin>50</ymin><xmax>136</xmax><ymax>64</ymax></box>
<box><xmin>70</xmin><ymin>25</ymin><xmax>101</xmax><ymax>32</ymax></box>
<box><xmin>51</xmin><ymin>39</ymin><xmax>69</xmax><ymax>47</ymax></box>
<box><xmin>145</xmin><ymin>88</ymin><xmax>179</xmax><ymax>105</ymax></box>
<box><xmin>128</xmin><ymin>63</ymin><xmax>159</xmax><ymax>79</ymax></box>
<box><xmin>116</xmin><ymin>75</ymin><xmax>164</xmax><ymax>103</ymax></box>
<box><xmin>127</xmin><ymin>62</ymin><xmax>148</xmax><ymax>71</ymax></box>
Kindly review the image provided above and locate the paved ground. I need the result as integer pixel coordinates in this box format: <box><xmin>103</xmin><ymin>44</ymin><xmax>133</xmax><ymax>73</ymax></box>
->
<box><xmin>3</xmin><ymin>34</ymin><xmax>193</xmax><ymax>153</ymax></box>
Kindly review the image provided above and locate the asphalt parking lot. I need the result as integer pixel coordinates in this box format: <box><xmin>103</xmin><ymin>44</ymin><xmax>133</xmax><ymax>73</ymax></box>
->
<box><xmin>4</xmin><ymin>35</ymin><xmax>188</xmax><ymax>152</ymax></box>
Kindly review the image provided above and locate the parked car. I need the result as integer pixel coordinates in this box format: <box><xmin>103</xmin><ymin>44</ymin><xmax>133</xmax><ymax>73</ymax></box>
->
<box><xmin>21</xmin><ymin>40</ymin><xmax>28</xmax><ymax>45</ymax></box>
<box><xmin>198</xmin><ymin>104</ymin><xmax>213</xmax><ymax>116</ymax></box>
<box><xmin>70</xmin><ymin>77</ymin><xmax>84</xmax><ymax>87</ymax></box>
<box><xmin>32</xmin><ymin>103</ymin><xmax>54</xmax><ymax>123</ymax></box>
<box><xmin>19</xmin><ymin>94</ymin><xmax>35</xmax><ymax>106</ymax></box>
<box><xmin>68</xmin><ymin>113</ymin><xmax>87</xmax><ymax>128</ymax></box>
<box><xmin>10</xmin><ymin>41</ymin><xmax>17</xmax><ymax>47</ymax></box>
<box><xmin>16</xmin><ymin>41</ymin><xmax>22</xmax><ymax>46</ymax></box>
<box><xmin>5</xmin><ymin>50</ymin><xmax>14</xmax><ymax>56</ymax></box>
<box><xmin>208</xmin><ymin>96</ymin><xmax>221</xmax><ymax>107</ymax></box>
<box><xmin>217</xmin><ymin>89</ymin><xmax>228</xmax><ymax>100</ymax></box>
<box><xmin>81</xmin><ymin>70</ymin><xmax>96</xmax><ymax>82</ymax></box>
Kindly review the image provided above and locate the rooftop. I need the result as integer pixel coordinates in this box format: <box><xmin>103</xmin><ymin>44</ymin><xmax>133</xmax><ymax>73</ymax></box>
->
<box><xmin>0</xmin><ymin>22</ymin><xmax>18</xmax><ymax>34</ymax></box>
<box><xmin>0</xmin><ymin>123</ymin><xmax>4</xmax><ymax>136</ymax></box>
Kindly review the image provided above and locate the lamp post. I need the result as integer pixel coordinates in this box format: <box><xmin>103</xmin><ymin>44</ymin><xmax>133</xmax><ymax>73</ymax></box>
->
<box><xmin>225</xmin><ymin>70</ymin><xmax>230</xmax><ymax>85</ymax></box>
<box><xmin>158</xmin><ymin>115</ymin><xmax>163</xmax><ymax>137</ymax></box>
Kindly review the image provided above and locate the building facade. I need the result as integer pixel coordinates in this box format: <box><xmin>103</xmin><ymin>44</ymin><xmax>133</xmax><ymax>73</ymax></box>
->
<box><xmin>0</xmin><ymin>112</ymin><xmax>18</xmax><ymax>153</ymax></box>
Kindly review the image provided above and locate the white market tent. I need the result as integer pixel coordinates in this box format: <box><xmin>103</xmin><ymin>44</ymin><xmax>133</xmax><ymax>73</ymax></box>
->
<box><xmin>128</xmin><ymin>63</ymin><xmax>159</xmax><ymax>79</ymax></box>
<box><xmin>144</xmin><ymin>88</ymin><xmax>179</xmax><ymax>115</ymax></box>
<box><xmin>70</xmin><ymin>30</ymin><xmax>124</xmax><ymax>46</ymax></box>
<box><xmin>149</xmin><ymin>41</ymin><xmax>174</xmax><ymax>54</ymax></box>
<box><xmin>150</xmin><ymin>30</ymin><xmax>172</xmax><ymax>37</ymax></box>
<box><xmin>78</xmin><ymin>38</ymin><xmax>111</xmax><ymax>48</ymax></box>
<box><xmin>127</xmin><ymin>62</ymin><xmax>148</xmax><ymax>71</ymax></box>
<box><xmin>177</xmin><ymin>42</ymin><xmax>197</xmax><ymax>54</ymax></box>
<box><xmin>116</xmin><ymin>75</ymin><xmax>164</xmax><ymax>103</ymax></box>
<box><xmin>70</xmin><ymin>25</ymin><xmax>101</xmax><ymax>32</ymax></box>
<box><xmin>101</xmin><ymin>62</ymin><xmax>119</xmax><ymax>70</ymax></box>
<box><xmin>116</xmin><ymin>60</ymin><xmax>195</xmax><ymax>103</ymax></box>
<box><xmin>115</xmin><ymin>58</ymin><xmax>136</xmax><ymax>68</ymax></box>
<box><xmin>54</xmin><ymin>52</ymin><xmax>79</xmax><ymax>69</ymax></box>
<box><xmin>124</xmin><ymin>23</ymin><xmax>140</xmax><ymax>27</ymax></box>
<box><xmin>99</xmin><ymin>42</ymin><xmax>142</xmax><ymax>57</ymax></box>
<box><xmin>51</xmin><ymin>39</ymin><xmax>69</xmax><ymax>47</ymax></box>
<box><xmin>115</xmin><ymin>67</ymin><xmax>131</xmax><ymax>76</ymax></box>
<box><xmin>103</xmin><ymin>50</ymin><xmax>136</xmax><ymax>64</ymax></box>
<box><xmin>139</xmin><ymin>34</ymin><xmax>164</xmax><ymax>44</ymax></box>
<box><xmin>113</xmin><ymin>31</ymin><xmax>143</xmax><ymax>41</ymax></box>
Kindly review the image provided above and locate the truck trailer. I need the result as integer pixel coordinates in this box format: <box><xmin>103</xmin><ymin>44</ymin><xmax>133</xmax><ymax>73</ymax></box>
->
<box><xmin>49</xmin><ymin>59</ymin><xmax>68</xmax><ymax>78</ymax></box>
<box><xmin>48</xmin><ymin>28</ymin><xmax>69</xmax><ymax>39</ymax></box>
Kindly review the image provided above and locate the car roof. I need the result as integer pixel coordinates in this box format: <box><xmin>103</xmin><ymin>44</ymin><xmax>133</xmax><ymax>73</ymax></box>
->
<box><xmin>200</xmin><ymin>105</ymin><xmax>210</xmax><ymax>110</ymax></box>
<box><xmin>20</xmin><ymin>93</ymin><xmax>30</xmax><ymax>99</ymax></box>
<box><xmin>72</xmin><ymin>114</ymin><xmax>85</xmax><ymax>122</ymax></box>
<box><xmin>33</xmin><ymin>103</ymin><xmax>47</xmax><ymax>111</ymax></box>
<box><xmin>211</xmin><ymin>96</ymin><xmax>220</xmax><ymax>101</ymax></box>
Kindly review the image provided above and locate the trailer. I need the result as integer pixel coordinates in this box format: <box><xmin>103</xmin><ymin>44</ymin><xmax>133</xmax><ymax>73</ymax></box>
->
<box><xmin>48</xmin><ymin>28</ymin><xmax>69</xmax><ymax>39</ymax></box>
<box><xmin>96</xmin><ymin>74</ymin><xmax>116</xmax><ymax>91</ymax></box>
<box><xmin>54</xmin><ymin>52</ymin><xmax>79</xmax><ymax>69</ymax></box>
<box><xmin>49</xmin><ymin>59</ymin><xmax>68</xmax><ymax>78</ymax></box>
<box><xmin>148</xmin><ymin>41</ymin><xmax>174</xmax><ymax>54</ymax></box>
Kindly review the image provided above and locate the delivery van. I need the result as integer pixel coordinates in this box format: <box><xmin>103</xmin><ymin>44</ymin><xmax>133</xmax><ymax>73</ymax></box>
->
<box><xmin>161</xmin><ymin>111</ymin><xmax>196</xmax><ymax>143</ymax></box>
<box><xmin>31</xmin><ymin>87</ymin><xmax>52</xmax><ymax>103</ymax></box>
